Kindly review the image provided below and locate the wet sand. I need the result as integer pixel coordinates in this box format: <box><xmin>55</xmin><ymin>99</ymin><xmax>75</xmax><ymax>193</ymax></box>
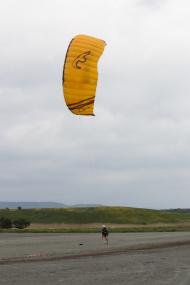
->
<box><xmin>0</xmin><ymin>232</ymin><xmax>190</xmax><ymax>284</ymax></box>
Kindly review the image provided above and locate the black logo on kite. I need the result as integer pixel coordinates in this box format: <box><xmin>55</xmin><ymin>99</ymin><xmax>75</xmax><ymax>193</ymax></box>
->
<box><xmin>72</xmin><ymin>51</ymin><xmax>91</xmax><ymax>69</ymax></box>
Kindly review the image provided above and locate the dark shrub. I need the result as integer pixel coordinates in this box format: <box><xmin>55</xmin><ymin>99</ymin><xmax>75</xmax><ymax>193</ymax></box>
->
<box><xmin>13</xmin><ymin>219</ymin><xmax>30</xmax><ymax>229</ymax></box>
<box><xmin>0</xmin><ymin>216</ymin><xmax>12</xmax><ymax>228</ymax></box>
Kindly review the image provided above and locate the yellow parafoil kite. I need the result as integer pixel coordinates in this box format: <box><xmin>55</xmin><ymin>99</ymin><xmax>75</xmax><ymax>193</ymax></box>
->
<box><xmin>62</xmin><ymin>34</ymin><xmax>106</xmax><ymax>116</ymax></box>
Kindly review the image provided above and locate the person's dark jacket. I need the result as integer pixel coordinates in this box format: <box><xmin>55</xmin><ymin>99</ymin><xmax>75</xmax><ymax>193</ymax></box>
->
<box><xmin>102</xmin><ymin>227</ymin><xmax>108</xmax><ymax>236</ymax></box>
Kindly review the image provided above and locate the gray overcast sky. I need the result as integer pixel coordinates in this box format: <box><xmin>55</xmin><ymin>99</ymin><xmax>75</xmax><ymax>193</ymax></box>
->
<box><xmin>1</xmin><ymin>0</ymin><xmax>190</xmax><ymax>209</ymax></box>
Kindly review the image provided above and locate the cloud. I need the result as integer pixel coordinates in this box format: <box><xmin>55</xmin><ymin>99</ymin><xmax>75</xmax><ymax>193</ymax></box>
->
<box><xmin>138</xmin><ymin>0</ymin><xmax>166</xmax><ymax>8</ymax></box>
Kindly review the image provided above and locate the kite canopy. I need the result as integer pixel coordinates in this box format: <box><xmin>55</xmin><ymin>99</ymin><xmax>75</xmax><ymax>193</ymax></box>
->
<box><xmin>62</xmin><ymin>34</ymin><xmax>106</xmax><ymax>115</ymax></box>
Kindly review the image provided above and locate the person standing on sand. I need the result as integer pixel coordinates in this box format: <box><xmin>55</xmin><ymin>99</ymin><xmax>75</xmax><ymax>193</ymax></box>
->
<box><xmin>101</xmin><ymin>225</ymin><xmax>109</xmax><ymax>244</ymax></box>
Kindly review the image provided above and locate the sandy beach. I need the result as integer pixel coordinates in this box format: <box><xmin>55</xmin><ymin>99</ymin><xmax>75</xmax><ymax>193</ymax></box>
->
<box><xmin>0</xmin><ymin>232</ymin><xmax>190</xmax><ymax>284</ymax></box>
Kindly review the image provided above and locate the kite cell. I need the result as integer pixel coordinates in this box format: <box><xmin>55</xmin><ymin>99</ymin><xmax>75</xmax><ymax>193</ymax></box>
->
<box><xmin>62</xmin><ymin>34</ymin><xmax>106</xmax><ymax>115</ymax></box>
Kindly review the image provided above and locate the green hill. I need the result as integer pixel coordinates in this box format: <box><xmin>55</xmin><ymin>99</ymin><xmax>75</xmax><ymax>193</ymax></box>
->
<box><xmin>1</xmin><ymin>206</ymin><xmax>190</xmax><ymax>225</ymax></box>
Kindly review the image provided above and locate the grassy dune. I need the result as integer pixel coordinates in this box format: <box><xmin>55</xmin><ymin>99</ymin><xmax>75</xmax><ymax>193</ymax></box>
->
<box><xmin>1</xmin><ymin>206</ymin><xmax>190</xmax><ymax>225</ymax></box>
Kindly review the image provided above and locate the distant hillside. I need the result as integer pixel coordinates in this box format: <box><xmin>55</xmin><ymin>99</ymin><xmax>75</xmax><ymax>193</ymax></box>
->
<box><xmin>164</xmin><ymin>209</ymin><xmax>190</xmax><ymax>213</ymax></box>
<box><xmin>0</xmin><ymin>202</ymin><xmax>103</xmax><ymax>209</ymax></box>
<box><xmin>72</xmin><ymin>204</ymin><xmax>103</xmax><ymax>208</ymax></box>
<box><xmin>0</xmin><ymin>202</ymin><xmax>66</xmax><ymax>209</ymax></box>
<box><xmin>1</xmin><ymin>206</ymin><xmax>190</xmax><ymax>224</ymax></box>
